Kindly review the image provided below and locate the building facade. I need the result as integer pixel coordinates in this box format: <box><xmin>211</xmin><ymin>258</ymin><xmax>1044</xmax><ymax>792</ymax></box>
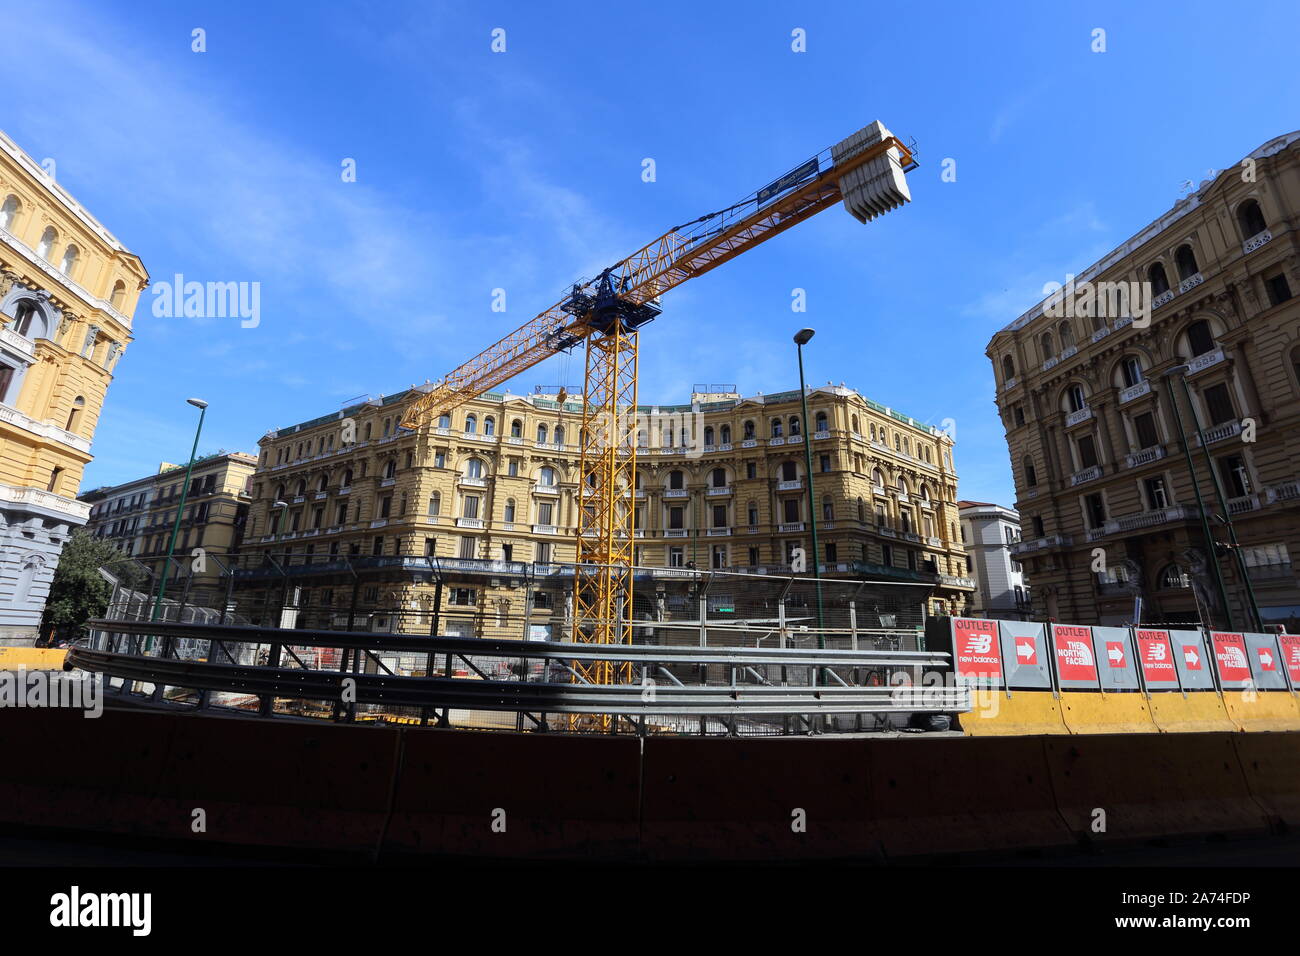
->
<box><xmin>236</xmin><ymin>384</ymin><xmax>975</xmax><ymax>637</ymax></box>
<box><xmin>0</xmin><ymin>130</ymin><xmax>147</xmax><ymax>643</ymax></box>
<box><xmin>958</xmin><ymin>500</ymin><xmax>1030</xmax><ymax>619</ymax></box>
<box><xmin>988</xmin><ymin>130</ymin><xmax>1300</xmax><ymax>630</ymax></box>
<box><xmin>81</xmin><ymin>452</ymin><xmax>257</xmax><ymax>593</ymax></box>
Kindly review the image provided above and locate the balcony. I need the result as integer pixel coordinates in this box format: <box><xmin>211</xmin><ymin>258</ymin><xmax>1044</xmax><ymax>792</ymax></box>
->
<box><xmin>663</xmin><ymin>488</ymin><xmax>688</xmax><ymax>498</ymax></box>
<box><xmin>370</xmin><ymin>519</ymin><xmax>388</xmax><ymax>529</ymax></box>
<box><xmin>878</xmin><ymin>527</ymin><xmax>897</xmax><ymax>538</ymax></box>
<box><xmin>777</xmin><ymin>522</ymin><xmax>805</xmax><ymax>533</ymax></box>
<box><xmin>1070</xmin><ymin>464</ymin><xmax>1103</xmax><ymax>486</ymax></box>
<box><xmin>1042</xmin><ymin>357</ymin><xmax>1059</xmax><ymax>372</ymax></box>
<box><xmin>1001</xmin><ymin>377</ymin><xmax>1018</xmax><ymax>391</ymax></box>
<box><xmin>1125</xmin><ymin>445</ymin><xmax>1166</xmax><ymax>469</ymax></box>
<box><xmin>1265</xmin><ymin>480</ymin><xmax>1300</xmax><ymax>504</ymax></box>
<box><xmin>777</xmin><ymin>479</ymin><xmax>802</xmax><ymax>491</ymax></box>
<box><xmin>718</xmin><ymin>443</ymin><xmax>733</xmax><ymax>452</ymax></box>
<box><xmin>1243</xmin><ymin>229</ymin><xmax>1273</xmax><ymax>254</ymax></box>
<box><xmin>1152</xmin><ymin>289</ymin><xmax>1175</xmax><ymax>309</ymax></box>
<box><xmin>814</xmin><ymin>430</ymin><xmax>831</xmax><ymax>441</ymax></box>
<box><xmin>456</xmin><ymin>517</ymin><xmax>484</xmax><ymax>529</ymax></box>
<box><xmin>1195</xmin><ymin>420</ymin><xmax>1240</xmax><ymax>446</ymax></box>
<box><xmin>1064</xmin><ymin>406</ymin><xmax>1093</xmax><ymax>428</ymax></box>
<box><xmin>1118</xmin><ymin>380</ymin><xmax>1151</xmax><ymax>404</ymax></box>
<box><xmin>1059</xmin><ymin>345</ymin><xmax>1078</xmax><ymax>361</ymax></box>
<box><xmin>1187</xmin><ymin>347</ymin><xmax>1225</xmax><ymax>375</ymax></box>
<box><xmin>1178</xmin><ymin>271</ymin><xmax>1204</xmax><ymax>294</ymax></box>
<box><xmin>769</xmin><ymin>437</ymin><xmax>786</xmax><ymax>446</ymax></box>
<box><xmin>506</xmin><ymin>436</ymin><xmax>524</xmax><ymax>445</ymax></box>
<box><xmin>532</xmin><ymin>484</ymin><xmax>560</xmax><ymax>496</ymax></box>
<box><xmin>740</xmin><ymin>439</ymin><xmax>758</xmax><ymax>448</ymax></box>
<box><xmin>533</xmin><ymin>524</ymin><xmax>559</xmax><ymax>534</ymax></box>
<box><xmin>1090</xmin><ymin>326</ymin><xmax>1110</xmax><ymax>344</ymax></box>
<box><xmin>458</xmin><ymin>476</ymin><xmax>486</xmax><ymax>488</ymax></box>
<box><xmin>379</xmin><ymin>478</ymin><xmax>396</xmax><ymax>488</ymax></box>
<box><xmin>705</xmin><ymin>527</ymin><xmax>731</xmax><ymax>537</ymax></box>
<box><xmin>0</xmin><ymin>402</ymin><xmax>92</xmax><ymax>454</ymax></box>
<box><xmin>706</xmin><ymin>486</ymin><xmax>731</xmax><ymax>496</ymax></box>
<box><xmin>1010</xmin><ymin>534</ymin><xmax>1071</xmax><ymax>555</ymax></box>
<box><xmin>1113</xmin><ymin>315</ymin><xmax>1134</xmax><ymax>331</ymax></box>
<box><xmin>787</xmin><ymin>434</ymin><xmax>804</xmax><ymax>445</ymax></box>
<box><xmin>1105</xmin><ymin>505</ymin><xmax>1195</xmax><ymax>535</ymax></box>
<box><xmin>338</xmin><ymin>486</ymin><xmax>351</xmax><ymax>495</ymax></box>
<box><xmin>292</xmin><ymin>495</ymin><xmax>305</xmax><ymax>504</ymax></box>
<box><xmin>1226</xmin><ymin>494</ymin><xmax>1260</xmax><ymax>516</ymax></box>
<box><xmin>664</xmin><ymin>528</ymin><xmax>688</xmax><ymax>537</ymax></box>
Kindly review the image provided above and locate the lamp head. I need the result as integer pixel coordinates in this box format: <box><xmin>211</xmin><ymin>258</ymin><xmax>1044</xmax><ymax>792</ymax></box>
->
<box><xmin>793</xmin><ymin>328</ymin><xmax>816</xmax><ymax>346</ymax></box>
<box><xmin>187</xmin><ymin>398</ymin><xmax>208</xmax><ymax>409</ymax></box>
<box><xmin>272</xmin><ymin>500</ymin><xmax>289</xmax><ymax>509</ymax></box>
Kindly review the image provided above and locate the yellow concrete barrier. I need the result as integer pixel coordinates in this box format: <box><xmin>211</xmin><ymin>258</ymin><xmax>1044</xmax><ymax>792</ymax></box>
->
<box><xmin>1146</xmin><ymin>691</ymin><xmax>1237</xmax><ymax>733</ymax></box>
<box><xmin>0</xmin><ymin>647</ymin><xmax>67</xmax><ymax>670</ymax></box>
<box><xmin>962</xmin><ymin>691</ymin><xmax>1068</xmax><ymax>736</ymax></box>
<box><xmin>1222</xmin><ymin>691</ymin><xmax>1300</xmax><ymax>733</ymax></box>
<box><xmin>1058</xmin><ymin>692</ymin><xmax>1158</xmax><ymax>734</ymax></box>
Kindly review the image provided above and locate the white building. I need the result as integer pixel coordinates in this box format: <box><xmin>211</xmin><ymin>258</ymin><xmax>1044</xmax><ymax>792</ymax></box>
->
<box><xmin>958</xmin><ymin>501</ymin><xmax>1031</xmax><ymax>620</ymax></box>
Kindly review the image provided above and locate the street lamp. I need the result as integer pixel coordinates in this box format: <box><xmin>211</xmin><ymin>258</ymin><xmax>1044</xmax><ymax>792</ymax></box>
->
<box><xmin>793</xmin><ymin>328</ymin><xmax>825</xmax><ymax>650</ymax></box>
<box><xmin>1160</xmin><ymin>368</ymin><xmax>1234</xmax><ymax>629</ymax></box>
<box><xmin>1165</xmin><ymin>365</ymin><xmax>1263</xmax><ymax>631</ymax></box>
<box><xmin>150</xmin><ymin>398</ymin><xmax>208</xmax><ymax>630</ymax></box>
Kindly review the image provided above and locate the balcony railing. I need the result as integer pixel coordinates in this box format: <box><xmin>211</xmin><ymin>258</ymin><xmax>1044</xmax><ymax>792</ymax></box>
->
<box><xmin>1064</xmin><ymin>406</ymin><xmax>1093</xmax><ymax>427</ymax></box>
<box><xmin>1187</xmin><ymin>347</ymin><xmax>1225</xmax><ymax>375</ymax></box>
<box><xmin>1243</xmin><ymin>229</ymin><xmax>1273</xmax><ymax>254</ymax></box>
<box><xmin>1178</xmin><ymin>271</ymin><xmax>1204</xmax><ymax>294</ymax></box>
<box><xmin>777</xmin><ymin>480</ymin><xmax>802</xmax><ymax>491</ymax></box>
<box><xmin>706</xmin><ymin>486</ymin><xmax>731</xmax><ymax>496</ymax></box>
<box><xmin>1119</xmin><ymin>380</ymin><xmax>1151</xmax><ymax>403</ymax></box>
<box><xmin>663</xmin><ymin>488</ymin><xmax>688</xmax><ymax>498</ymax></box>
<box><xmin>1226</xmin><ymin>494</ymin><xmax>1260</xmax><ymax>516</ymax></box>
<box><xmin>705</xmin><ymin>527</ymin><xmax>731</xmax><ymax>537</ymax></box>
<box><xmin>1125</xmin><ymin>445</ymin><xmax>1166</xmax><ymax>469</ymax></box>
<box><xmin>455</xmin><ymin>517</ymin><xmax>484</xmax><ymax>529</ymax></box>
<box><xmin>1009</xmin><ymin>534</ymin><xmax>1071</xmax><ymax>555</ymax></box>
<box><xmin>1265</xmin><ymin>480</ymin><xmax>1300</xmax><ymax>504</ymax></box>
<box><xmin>1070</xmin><ymin>465</ymin><xmax>1103</xmax><ymax>486</ymax></box>
<box><xmin>1195</xmin><ymin>420</ymin><xmax>1240</xmax><ymax>446</ymax></box>
<box><xmin>777</xmin><ymin>522</ymin><xmax>804</xmax><ymax>533</ymax></box>
<box><xmin>1152</xmin><ymin>289</ymin><xmax>1175</xmax><ymax>309</ymax></box>
<box><xmin>0</xmin><ymin>401</ymin><xmax>92</xmax><ymax>453</ymax></box>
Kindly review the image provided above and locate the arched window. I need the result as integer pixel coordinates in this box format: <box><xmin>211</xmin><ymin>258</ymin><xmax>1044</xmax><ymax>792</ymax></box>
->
<box><xmin>275</xmin><ymin>484</ymin><xmax>286</xmax><ymax>501</ymax></box>
<box><xmin>464</xmin><ymin>414</ymin><xmax>477</xmax><ymax>434</ymax></box>
<box><xmin>704</xmin><ymin>426</ymin><xmax>714</xmax><ymax>446</ymax></box>
<box><xmin>382</xmin><ymin>417</ymin><xmax>391</xmax><ymax>437</ymax></box>
<box><xmin>437</xmin><ymin>414</ymin><xmax>451</xmax><ymax>429</ymax></box>
<box><xmin>711</xmin><ymin>467</ymin><xmax>726</xmax><ymax>488</ymax></box>
<box><xmin>539</xmin><ymin>466</ymin><xmax>556</xmax><ymax>486</ymax></box>
<box><xmin>1186</xmin><ymin>319</ymin><xmax>1215</xmax><ymax>357</ymax></box>
<box><xmin>466</xmin><ymin>458</ymin><xmax>484</xmax><ymax>478</ymax></box>
<box><xmin>363</xmin><ymin>422</ymin><xmax>372</xmax><ymax>440</ymax></box>
<box><xmin>668</xmin><ymin>470</ymin><xmax>684</xmax><ymax>490</ymax></box>
<box><xmin>36</xmin><ymin>226</ymin><xmax>56</xmax><ymax>261</ymax></box>
<box><xmin>781</xmin><ymin>461</ymin><xmax>797</xmax><ymax>481</ymax></box>
<box><xmin>0</xmin><ymin>194</ymin><xmax>20</xmax><ymax>230</ymax></box>
<box><xmin>1001</xmin><ymin>355</ymin><xmax>1015</xmax><ymax>381</ymax></box>
<box><xmin>1039</xmin><ymin>331</ymin><xmax>1055</xmax><ymax>363</ymax></box>
<box><xmin>537</xmin><ymin>423</ymin><xmax>548</xmax><ymax>443</ymax></box>
<box><xmin>384</xmin><ymin>459</ymin><xmax>397</xmax><ymax>479</ymax></box>
<box><xmin>13</xmin><ymin>300</ymin><xmax>40</xmax><ymax>338</ymax></box>
<box><xmin>857</xmin><ymin>497</ymin><xmax>865</xmax><ymax>522</ymax></box>
<box><xmin>720</xmin><ymin>424</ymin><xmax>731</xmax><ymax>444</ymax></box>
<box><xmin>295</xmin><ymin>479</ymin><xmax>307</xmax><ymax>496</ymax></box>
<box><xmin>484</xmin><ymin>416</ymin><xmax>495</xmax><ymax>436</ymax></box>
<box><xmin>872</xmin><ymin>468</ymin><xmax>884</xmax><ymax>487</ymax></box>
<box><xmin>342</xmin><ymin>468</ymin><xmax>353</xmax><ymax>487</ymax></box>
<box><xmin>822</xmin><ymin>496</ymin><xmax>833</xmax><ymax>520</ymax></box>
<box><xmin>1175</xmin><ymin>244</ymin><xmax>1199</xmax><ymax>281</ymax></box>
<box><xmin>510</xmin><ymin>418</ymin><xmax>522</xmax><ymax>438</ymax></box>
<box><xmin>1237</xmin><ymin>199</ymin><xmax>1268</xmax><ymax>240</ymax></box>
<box><xmin>770</xmin><ymin>418</ymin><xmax>783</xmax><ymax>438</ymax></box>
<box><xmin>788</xmin><ymin>416</ymin><xmax>801</xmax><ymax>436</ymax></box>
<box><xmin>504</xmin><ymin>498</ymin><xmax>516</xmax><ymax>522</ymax></box>
<box><xmin>897</xmin><ymin>475</ymin><xmax>909</xmax><ymax>495</ymax></box>
<box><xmin>110</xmin><ymin>280</ymin><xmax>126</xmax><ymax>309</ymax></box>
<box><xmin>815</xmin><ymin>411</ymin><xmax>828</xmax><ymax>433</ymax></box>
<box><xmin>1120</xmin><ymin>355</ymin><xmax>1143</xmax><ymax>388</ymax></box>
<box><xmin>850</xmin><ymin>414</ymin><xmax>860</xmax><ymax>433</ymax></box>
<box><xmin>554</xmin><ymin>424</ymin><xmax>565</xmax><ymax>445</ymax></box>
<box><xmin>1148</xmin><ymin>263</ymin><xmax>1170</xmax><ymax>296</ymax></box>
<box><xmin>59</xmin><ymin>244</ymin><xmax>78</xmax><ymax>276</ymax></box>
<box><xmin>1067</xmin><ymin>384</ymin><xmax>1086</xmax><ymax>412</ymax></box>
<box><xmin>1023</xmin><ymin>456</ymin><xmax>1038</xmax><ymax>487</ymax></box>
<box><xmin>64</xmin><ymin>395</ymin><xmax>85</xmax><ymax>433</ymax></box>
<box><xmin>919</xmin><ymin>483</ymin><xmax>931</xmax><ymax>503</ymax></box>
<box><xmin>1159</xmin><ymin>564</ymin><xmax>1190</xmax><ymax>589</ymax></box>
<box><xmin>1058</xmin><ymin>321</ymin><xmax>1075</xmax><ymax>349</ymax></box>
<box><xmin>428</xmin><ymin>492</ymin><xmax>441</xmax><ymax>516</ymax></box>
<box><xmin>742</xmin><ymin>420</ymin><xmax>755</xmax><ymax>439</ymax></box>
<box><xmin>317</xmin><ymin>474</ymin><xmax>328</xmax><ymax>492</ymax></box>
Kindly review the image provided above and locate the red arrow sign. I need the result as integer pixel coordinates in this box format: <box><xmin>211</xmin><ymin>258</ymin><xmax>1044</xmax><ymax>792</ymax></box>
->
<box><xmin>1256</xmin><ymin>647</ymin><xmax>1276</xmax><ymax>671</ymax></box>
<box><xmin>1015</xmin><ymin>637</ymin><xmax>1038</xmax><ymax>664</ymax></box>
<box><xmin>1105</xmin><ymin>641</ymin><xmax>1126</xmax><ymax>667</ymax></box>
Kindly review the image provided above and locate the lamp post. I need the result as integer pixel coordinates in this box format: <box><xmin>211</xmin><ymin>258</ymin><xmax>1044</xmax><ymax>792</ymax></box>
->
<box><xmin>1161</xmin><ymin>369</ymin><xmax>1234</xmax><ymax>629</ymax></box>
<box><xmin>1169</xmin><ymin>366</ymin><xmax>1264</xmax><ymax>632</ymax></box>
<box><xmin>793</xmin><ymin>328</ymin><xmax>825</xmax><ymax>649</ymax></box>
<box><xmin>150</xmin><ymin>398</ymin><xmax>208</xmax><ymax>628</ymax></box>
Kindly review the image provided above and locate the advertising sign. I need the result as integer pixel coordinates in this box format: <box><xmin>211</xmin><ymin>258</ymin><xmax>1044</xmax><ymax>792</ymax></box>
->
<box><xmin>1211</xmin><ymin>631</ymin><xmax>1252</xmax><ymax>688</ymax></box>
<box><xmin>951</xmin><ymin>618</ymin><xmax>1002</xmax><ymax>685</ymax></box>
<box><xmin>1051</xmin><ymin>624</ymin><xmax>1099</xmax><ymax>688</ymax></box>
<box><xmin>1135</xmin><ymin>628</ymin><xmax>1179</xmax><ymax>689</ymax></box>
<box><xmin>998</xmin><ymin>620</ymin><xmax>1051</xmax><ymax>689</ymax></box>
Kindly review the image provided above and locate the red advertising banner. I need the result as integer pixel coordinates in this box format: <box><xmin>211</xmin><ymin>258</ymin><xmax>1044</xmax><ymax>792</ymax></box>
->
<box><xmin>1103</xmin><ymin>640</ymin><xmax>1127</xmax><ymax>668</ymax></box>
<box><xmin>1052</xmin><ymin>624</ymin><xmax>1098</xmax><ymax>683</ymax></box>
<box><xmin>1211</xmin><ymin>632</ymin><xmax>1251</xmax><ymax>683</ymax></box>
<box><xmin>1136</xmin><ymin>629</ymin><xmax>1176</xmax><ymax>684</ymax></box>
<box><xmin>951</xmin><ymin>618</ymin><xmax>1001</xmax><ymax>680</ymax></box>
<box><xmin>1011</xmin><ymin>633</ymin><xmax>1039</xmax><ymax>666</ymax></box>
<box><xmin>1279</xmin><ymin>635</ymin><xmax>1300</xmax><ymax>685</ymax></box>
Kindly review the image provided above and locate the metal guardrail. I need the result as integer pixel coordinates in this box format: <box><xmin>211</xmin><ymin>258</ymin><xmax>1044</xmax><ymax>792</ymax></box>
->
<box><xmin>76</xmin><ymin>619</ymin><xmax>969</xmax><ymax>736</ymax></box>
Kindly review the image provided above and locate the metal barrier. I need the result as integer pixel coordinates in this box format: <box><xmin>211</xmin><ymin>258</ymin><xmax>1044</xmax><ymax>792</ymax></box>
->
<box><xmin>73</xmin><ymin>618</ymin><xmax>969</xmax><ymax>736</ymax></box>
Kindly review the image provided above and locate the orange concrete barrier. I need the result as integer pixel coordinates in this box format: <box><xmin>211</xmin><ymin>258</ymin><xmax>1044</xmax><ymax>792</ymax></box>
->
<box><xmin>1221</xmin><ymin>691</ymin><xmax>1300</xmax><ymax>733</ymax></box>
<box><xmin>961</xmin><ymin>690</ymin><xmax>1068</xmax><ymax>736</ymax></box>
<box><xmin>387</xmin><ymin>728</ymin><xmax>641</xmax><ymax>860</ymax></box>
<box><xmin>1043</xmin><ymin>733</ymin><xmax>1269</xmax><ymax>845</ymax></box>
<box><xmin>1057</xmin><ymin>692</ymin><xmax>1158</xmax><ymax>734</ymax></box>
<box><xmin>639</xmin><ymin>737</ymin><xmax>881</xmax><ymax>861</ymax></box>
<box><xmin>1146</xmin><ymin>691</ymin><xmax>1237</xmax><ymax>733</ymax></box>
<box><xmin>0</xmin><ymin>647</ymin><xmax>67</xmax><ymax>670</ymax></box>
<box><xmin>1232</xmin><ymin>733</ymin><xmax>1300</xmax><ymax>827</ymax></box>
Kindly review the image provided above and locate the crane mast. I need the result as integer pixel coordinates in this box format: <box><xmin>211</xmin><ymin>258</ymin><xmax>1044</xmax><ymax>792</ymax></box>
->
<box><xmin>399</xmin><ymin>123</ymin><xmax>916</xmax><ymax>727</ymax></box>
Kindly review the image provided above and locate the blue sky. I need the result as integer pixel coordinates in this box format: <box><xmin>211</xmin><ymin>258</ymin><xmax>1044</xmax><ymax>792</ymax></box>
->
<box><xmin>5</xmin><ymin>0</ymin><xmax>1298</xmax><ymax>503</ymax></box>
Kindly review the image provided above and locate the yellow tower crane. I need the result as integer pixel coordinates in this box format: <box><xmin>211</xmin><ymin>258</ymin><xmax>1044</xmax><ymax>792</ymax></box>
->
<box><xmin>399</xmin><ymin>121</ymin><xmax>917</xmax><ymax>721</ymax></box>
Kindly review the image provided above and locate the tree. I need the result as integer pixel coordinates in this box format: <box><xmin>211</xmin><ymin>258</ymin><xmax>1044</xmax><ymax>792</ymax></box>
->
<box><xmin>39</xmin><ymin>530</ymin><xmax>144</xmax><ymax>644</ymax></box>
